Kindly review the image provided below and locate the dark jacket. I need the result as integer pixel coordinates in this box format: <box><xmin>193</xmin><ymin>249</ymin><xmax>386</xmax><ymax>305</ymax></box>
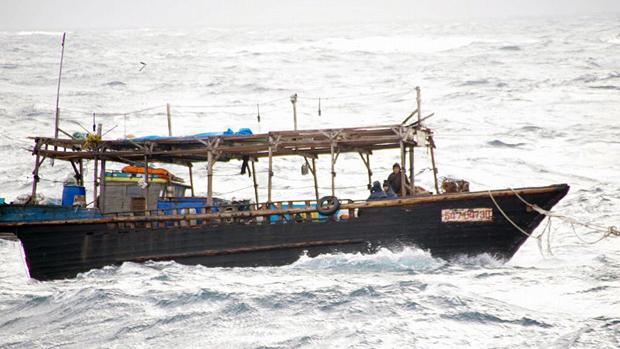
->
<box><xmin>368</xmin><ymin>181</ymin><xmax>388</xmax><ymax>200</ymax></box>
<box><xmin>384</xmin><ymin>187</ymin><xmax>398</xmax><ymax>198</ymax></box>
<box><xmin>387</xmin><ymin>172</ymin><xmax>410</xmax><ymax>196</ymax></box>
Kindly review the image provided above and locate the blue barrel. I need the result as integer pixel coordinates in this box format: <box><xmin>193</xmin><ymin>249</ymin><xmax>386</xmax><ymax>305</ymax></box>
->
<box><xmin>62</xmin><ymin>185</ymin><xmax>86</xmax><ymax>206</ymax></box>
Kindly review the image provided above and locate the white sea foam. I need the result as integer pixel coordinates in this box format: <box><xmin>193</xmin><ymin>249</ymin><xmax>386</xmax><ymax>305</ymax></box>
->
<box><xmin>0</xmin><ymin>15</ymin><xmax>619</xmax><ymax>348</ymax></box>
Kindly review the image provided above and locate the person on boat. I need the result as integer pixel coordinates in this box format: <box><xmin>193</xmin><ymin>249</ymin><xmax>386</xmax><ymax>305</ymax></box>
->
<box><xmin>368</xmin><ymin>181</ymin><xmax>388</xmax><ymax>200</ymax></box>
<box><xmin>383</xmin><ymin>180</ymin><xmax>398</xmax><ymax>198</ymax></box>
<box><xmin>387</xmin><ymin>163</ymin><xmax>411</xmax><ymax>196</ymax></box>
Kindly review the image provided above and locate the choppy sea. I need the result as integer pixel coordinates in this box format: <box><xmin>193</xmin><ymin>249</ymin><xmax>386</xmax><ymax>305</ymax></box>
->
<box><xmin>0</xmin><ymin>15</ymin><xmax>619</xmax><ymax>348</ymax></box>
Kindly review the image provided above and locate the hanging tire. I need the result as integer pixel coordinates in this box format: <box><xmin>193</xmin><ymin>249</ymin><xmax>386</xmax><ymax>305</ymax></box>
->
<box><xmin>317</xmin><ymin>196</ymin><xmax>340</xmax><ymax>216</ymax></box>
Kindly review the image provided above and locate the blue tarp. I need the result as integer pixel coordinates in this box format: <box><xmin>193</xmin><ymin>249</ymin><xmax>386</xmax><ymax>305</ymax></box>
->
<box><xmin>131</xmin><ymin>128</ymin><xmax>253</xmax><ymax>141</ymax></box>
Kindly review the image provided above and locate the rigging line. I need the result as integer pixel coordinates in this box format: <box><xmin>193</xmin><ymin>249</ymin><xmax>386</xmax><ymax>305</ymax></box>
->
<box><xmin>487</xmin><ymin>190</ymin><xmax>533</xmax><ymax>238</ymax></box>
<box><xmin>509</xmin><ymin>188</ymin><xmax>618</xmax><ymax>236</ymax></box>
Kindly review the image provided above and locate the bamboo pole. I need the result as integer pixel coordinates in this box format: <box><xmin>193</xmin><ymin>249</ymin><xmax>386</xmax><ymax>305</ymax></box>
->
<box><xmin>429</xmin><ymin>138</ymin><xmax>440</xmax><ymax>194</ymax></box>
<box><xmin>400</xmin><ymin>140</ymin><xmax>406</xmax><ymax>197</ymax></box>
<box><xmin>251</xmin><ymin>160</ymin><xmax>259</xmax><ymax>206</ymax></box>
<box><xmin>311</xmin><ymin>157</ymin><xmax>319</xmax><ymax>202</ymax></box>
<box><xmin>207</xmin><ymin>150</ymin><xmax>214</xmax><ymax>207</ymax></box>
<box><xmin>188</xmin><ymin>163</ymin><xmax>195</xmax><ymax>197</ymax></box>
<box><xmin>166</xmin><ymin>103</ymin><xmax>172</xmax><ymax>136</ymax></box>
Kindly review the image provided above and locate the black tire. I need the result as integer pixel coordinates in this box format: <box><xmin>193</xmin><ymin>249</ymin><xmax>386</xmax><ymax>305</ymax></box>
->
<box><xmin>317</xmin><ymin>196</ymin><xmax>340</xmax><ymax>216</ymax></box>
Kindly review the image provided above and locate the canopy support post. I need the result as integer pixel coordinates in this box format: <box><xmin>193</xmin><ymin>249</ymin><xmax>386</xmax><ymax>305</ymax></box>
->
<box><xmin>400</xmin><ymin>140</ymin><xmax>406</xmax><ymax>197</ymax></box>
<box><xmin>330</xmin><ymin>143</ymin><xmax>336</xmax><ymax>197</ymax></box>
<box><xmin>188</xmin><ymin>163</ymin><xmax>195</xmax><ymax>197</ymax></box>
<box><xmin>30</xmin><ymin>140</ymin><xmax>42</xmax><ymax>203</ymax></box>
<box><xmin>207</xmin><ymin>150</ymin><xmax>214</xmax><ymax>207</ymax></box>
<box><xmin>359</xmin><ymin>152</ymin><xmax>372</xmax><ymax>191</ymax></box>
<box><xmin>429</xmin><ymin>136</ymin><xmax>440</xmax><ymax>194</ymax></box>
<box><xmin>79</xmin><ymin>160</ymin><xmax>83</xmax><ymax>186</ymax></box>
<box><xmin>93</xmin><ymin>157</ymin><xmax>99</xmax><ymax>208</ymax></box>
<box><xmin>99</xmin><ymin>157</ymin><xmax>106</xmax><ymax>212</ymax></box>
<box><xmin>251</xmin><ymin>159</ymin><xmax>259</xmax><ymax>207</ymax></box>
<box><xmin>409</xmin><ymin>146</ymin><xmax>414</xmax><ymax>195</ymax></box>
<box><xmin>304</xmin><ymin>156</ymin><xmax>320</xmax><ymax>202</ymax></box>
<box><xmin>267</xmin><ymin>136</ymin><xmax>274</xmax><ymax>203</ymax></box>
<box><xmin>143</xmin><ymin>154</ymin><xmax>149</xmax><ymax>211</ymax></box>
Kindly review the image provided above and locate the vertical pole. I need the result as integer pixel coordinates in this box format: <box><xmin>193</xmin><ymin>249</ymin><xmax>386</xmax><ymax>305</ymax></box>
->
<box><xmin>267</xmin><ymin>139</ymin><xmax>273</xmax><ymax>203</ymax></box>
<box><xmin>143</xmin><ymin>154</ymin><xmax>149</xmax><ymax>211</ymax></box>
<box><xmin>251</xmin><ymin>160</ymin><xmax>259</xmax><ymax>207</ymax></box>
<box><xmin>330</xmin><ymin>143</ymin><xmax>336</xmax><ymax>197</ymax></box>
<box><xmin>79</xmin><ymin>160</ymin><xmax>84</xmax><ymax>186</ymax></box>
<box><xmin>429</xmin><ymin>137</ymin><xmax>440</xmax><ymax>195</ymax></box>
<box><xmin>188</xmin><ymin>163</ymin><xmax>195</xmax><ymax>197</ymax></box>
<box><xmin>53</xmin><ymin>33</ymin><xmax>66</xmax><ymax>141</ymax></box>
<box><xmin>400</xmin><ymin>140</ymin><xmax>406</xmax><ymax>197</ymax></box>
<box><xmin>290</xmin><ymin>93</ymin><xmax>298</xmax><ymax>130</ymax></box>
<box><xmin>416</xmin><ymin>86</ymin><xmax>421</xmax><ymax>124</ymax></box>
<box><xmin>409</xmin><ymin>146</ymin><xmax>415</xmax><ymax>195</ymax></box>
<box><xmin>30</xmin><ymin>144</ymin><xmax>41</xmax><ymax>203</ymax></box>
<box><xmin>99</xmin><ymin>158</ymin><xmax>106</xmax><ymax>212</ymax></box>
<box><xmin>207</xmin><ymin>151</ymin><xmax>214</xmax><ymax>207</ymax></box>
<box><xmin>311</xmin><ymin>157</ymin><xmax>319</xmax><ymax>202</ymax></box>
<box><xmin>93</xmin><ymin>157</ymin><xmax>98</xmax><ymax>208</ymax></box>
<box><xmin>93</xmin><ymin>123</ymin><xmax>102</xmax><ymax>208</ymax></box>
<box><xmin>166</xmin><ymin>103</ymin><xmax>172</xmax><ymax>136</ymax></box>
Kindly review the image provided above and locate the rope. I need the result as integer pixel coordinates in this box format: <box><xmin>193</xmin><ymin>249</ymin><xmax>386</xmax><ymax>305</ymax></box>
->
<box><xmin>487</xmin><ymin>190</ymin><xmax>533</xmax><ymax>238</ymax></box>
<box><xmin>509</xmin><ymin>188</ymin><xmax>619</xmax><ymax>243</ymax></box>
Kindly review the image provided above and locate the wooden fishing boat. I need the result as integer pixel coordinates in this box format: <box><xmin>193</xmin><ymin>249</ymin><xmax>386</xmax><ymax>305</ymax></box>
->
<box><xmin>0</xmin><ymin>89</ymin><xmax>569</xmax><ymax>280</ymax></box>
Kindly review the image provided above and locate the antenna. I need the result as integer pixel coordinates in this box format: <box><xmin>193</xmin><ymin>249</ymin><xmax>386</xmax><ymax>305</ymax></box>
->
<box><xmin>51</xmin><ymin>32</ymin><xmax>66</xmax><ymax>166</ymax></box>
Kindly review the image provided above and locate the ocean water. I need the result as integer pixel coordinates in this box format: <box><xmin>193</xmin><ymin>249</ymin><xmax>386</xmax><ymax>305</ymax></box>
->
<box><xmin>1</xmin><ymin>15</ymin><xmax>620</xmax><ymax>348</ymax></box>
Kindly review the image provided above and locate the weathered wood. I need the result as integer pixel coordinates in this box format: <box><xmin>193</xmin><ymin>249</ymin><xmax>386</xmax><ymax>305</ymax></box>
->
<box><xmin>99</xmin><ymin>158</ymin><xmax>106</xmax><ymax>211</ymax></box>
<box><xmin>0</xmin><ymin>185</ymin><xmax>568</xmax><ymax>228</ymax></box>
<box><xmin>188</xmin><ymin>163</ymin><xmax>195</xmax><ymax>197</ymax></box>
<box><xmin>290</xmin><ymin>93</ymin><xmax>298</xmax><ymax>130</ymax></box>
<box><xmin>30</xmin><ymin>141</ymin><xmax>42</xmax><ymax>202</ymax></box>
<box><xmin>400</xmin><ymin>140</ymin><xmax>406</xmax><ymax>197</ymax></box>
<box><xmin>207</xmin><ymin>150</ymin><xmax>214</xmax><ymax>206</ymax></box>
<box><xmin>251</xmin><ymin>160</ymin><xmax>259</xmax><ymax>205</ymax></box>
<box><xmin>429</xmin><ymin>136</ymin><xmax>440</xmax><ymax>194</ymax></box>
<box><xmin>166</xmin><ymin>103</ymin><xmax>172</xmax><ymax>136</ymax></box>
<box><xmin>409</xmin><ymin>145</ymin><xmax>414</xmax><ymax>195</ymax></box>
<box><xmin>330</xmin><ymin>142</ymin><xmax>336</xmax><ymax>197</ymax></box>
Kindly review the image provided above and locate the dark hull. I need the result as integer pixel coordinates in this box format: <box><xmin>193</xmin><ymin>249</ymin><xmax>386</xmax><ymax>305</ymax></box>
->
<box><xmin>8</xmin><ymin>184</ymin><xmax>569</xmax><ymax>281</ymax></box>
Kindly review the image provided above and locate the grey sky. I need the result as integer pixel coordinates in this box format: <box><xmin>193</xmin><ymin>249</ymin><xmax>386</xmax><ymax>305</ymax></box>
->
<box><xmin>1</xmin><ymin>0</ymin><xmax>619</xmax><ymax>30</ymax></box>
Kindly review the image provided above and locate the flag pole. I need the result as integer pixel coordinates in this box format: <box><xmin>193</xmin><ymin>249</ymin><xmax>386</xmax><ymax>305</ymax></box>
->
<box><xmin>54</xmin><ymin>32</ymin><xmax>66</xmax><ymax>141</ymax></box>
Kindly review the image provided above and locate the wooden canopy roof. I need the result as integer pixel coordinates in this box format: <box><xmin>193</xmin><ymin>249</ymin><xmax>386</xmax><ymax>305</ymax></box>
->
<box><xmin>31</xmin><ymin>123</ymin><xmax>432</xmax><ymax>165</ymax></box>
